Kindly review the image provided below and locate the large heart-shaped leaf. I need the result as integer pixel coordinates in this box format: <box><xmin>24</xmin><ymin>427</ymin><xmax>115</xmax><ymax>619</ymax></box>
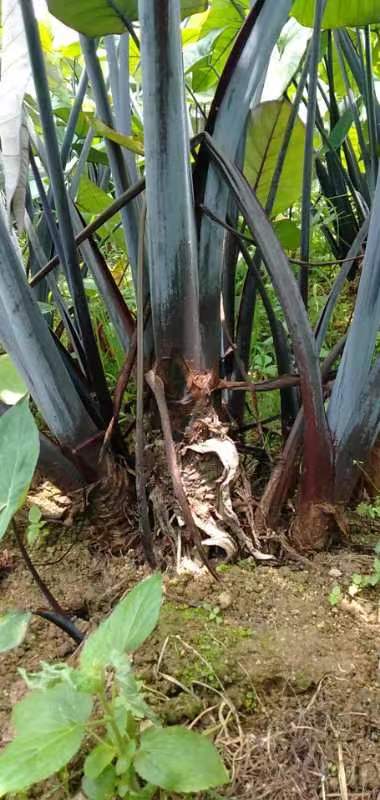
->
<box><xmin>0</xmin><ymin>611</ymin><xmax>32</xmax><ymax>653</ymax></box>
<box><xmin>80</xmin><ymin>574</ymin><xmax>162</xmax><ymax>675</ymax></box>
<box><xmin>0</xmin><ymin>685</ymin><xmax>93</xmax><ymax>796</ymax></box>
<box><xmin>134</xmin><ymin>726</ymin><xmax>229</xmax><ymax>793</ymax></box>
<box><xmin>75</xmin><ymin>176</ymin><xmax>125</xmax><ymax>250</ymax></box>
<box><xmin>0</xmin><ymin>400</ymin><xmax>39</xmax><ymax>541</ymax></box>
<box><xmin>273</xmin><ymin>219</ymin><xmax>301</xmax><ymax>250</ymax></box>
<box><xmin>292</xmin><ymin>0</ymin><xmax>380</xmax><ymax>28</ymax></box>
<box><xmin>47</xmin><ymin>0</ymin><xmax>208</xmax><ymax>36</ymax></box>
<box><xmin>262</xmin><ymin>19</ymin><xmax>311</xmax><ymax>102</ymax></box>
<box><xmin>189</xmin><ymin>0</ymin><xmax>248</xmax><ymax>92</ymax></box>
<box><xmin>0</xmin><ymin>354</ymin><xmax>28</xmax><ymax>405</ymax></box>
<box><xmin>244</xmin><ymin>99</ymin><xmax>306</xmax><ymax>217</ymax></box>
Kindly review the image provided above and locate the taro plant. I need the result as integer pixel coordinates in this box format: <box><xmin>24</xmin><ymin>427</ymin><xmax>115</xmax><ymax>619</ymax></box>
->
<box><xmin>0</xmin><ymin>0</ymin><xmax>379</xmax><ymax>561</ymax></box>
<box><xmin>0</xmin><ymin>574</ymin><xmax>229</xmax><ymax>799</ymax></box>
<box><xmin>0</xmin><ymin>397</ymin><xmax>86</xmax><ymax>647</ymax></box>
<box><xmin>0</xmin><ymin>398</ymin><xmax>41</xmax><ymax>653</ymax></box>
<box><xmin>0</xmin><ymin>399</ymin><xmax>40</xmax><ymax>543</ymax></box>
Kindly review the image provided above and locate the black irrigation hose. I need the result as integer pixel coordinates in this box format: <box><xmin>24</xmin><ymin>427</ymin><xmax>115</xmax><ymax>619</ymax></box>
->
<box><xmin>13</xmin><ymin>521</ymin><xmax>85</xmax><ymax>644</ymax></box>
<box><xmin>33</xmin><ymin>610</ymin><xmax>84</xmax><ymax>644</ymax></box>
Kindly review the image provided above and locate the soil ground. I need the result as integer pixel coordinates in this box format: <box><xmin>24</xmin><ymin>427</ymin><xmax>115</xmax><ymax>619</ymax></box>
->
<box><xmin>0</xmin><ymin>481</ymin><xmax>379</xmax><ymax>799</ymax></box>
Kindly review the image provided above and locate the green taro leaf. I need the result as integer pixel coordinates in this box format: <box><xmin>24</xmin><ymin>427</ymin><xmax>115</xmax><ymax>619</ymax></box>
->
<box><xmin>76</xmin><ymin>176</ymin><xmax>119</xmax><ymax>216</ymax></box>
<box><xmin>273</xmin><ymin>219</ymin><xmax>301</xmax><ymax>250</ymax></box>
<box><xmin>328</xmin><ymin>108</ymin><xmax>355</xmax><ymax>150</ymax></box>
<box><xmin>244</xmin><ymin>99</ymin><xmax>306</xmax><ymax>217</ymax></box>
<box><xmin>292</xmin><ymin>0</ymin><xmax>380</xmax><ymax>28</ymax></box>
<box><xmin>0</xmin><ymin>354</ymin><xmax>28</xmax><ymax>405</ymax></box>
<box><xmin>190</xmin><ymin>0</ymin><xmax>248</xmax><ymax>92</ymax></box>
<box><xmin>87</xmin><ymin>116</ymin><xmax>144</xmax><ymax>156</ymax></box>
<box><xmin>47</xmin><ymin>0</ymin><xmax>208</xmax><ymax>37</ymax></box>
<box><xmin>0</xmin><ymin>684</ymin><xmax>93</xmax><ymax>796</ymax></box>
<box><xmin>72</xmin><ymin>143</ymin><xmax>109</xmax><ymax>166</ymax></box>
<box><xmin>0</xmin><ymin>400</ymin><xmax>40</xmax><ymax>541</ymax></box>
<box><xmin>183</xmin><ymin>28</ymin><xmax>223</xmax><ymax>75</ymax></box>
<box><xmin>0</xmin><ymin>611</ymin><xmax>32</xmax><ymax>653</ymax></box>
<box><xmin>76</xmin><ymin>175</ymin><xmax>124</xmax><ymax>249</ymax></box>
<box><xmin>54</xmin><ymin>106</ymin><xmax>90</xmax><ymax>140</ymax></box>
<box><xmin>134</xmin><ymin>726</ymin><xmax>229</xmax><ymax>793</ymax></box>
<box><xmin>80</xmin><ymin>574</ymin><xmax>163</xmax><ymax>674</ymax></box>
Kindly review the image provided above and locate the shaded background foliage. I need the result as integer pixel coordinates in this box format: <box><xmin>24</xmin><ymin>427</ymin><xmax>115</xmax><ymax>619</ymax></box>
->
<box><xmin>0</xmin><ymin>0</ymin><xmax>379</xmax><ymax>555</ymax></box>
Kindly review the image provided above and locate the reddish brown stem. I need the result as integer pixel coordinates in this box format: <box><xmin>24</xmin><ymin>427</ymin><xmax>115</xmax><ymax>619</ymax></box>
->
<box><xmin>255</xmin><ymin>336</ymin><xmax>347</xmax><ymax>532</ymax></box>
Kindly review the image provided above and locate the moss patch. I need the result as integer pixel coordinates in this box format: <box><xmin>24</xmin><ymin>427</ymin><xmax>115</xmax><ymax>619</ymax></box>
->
<box><xmin>141</xmin><ymin>601</ymin><xmax>255</xmax><ymax>715</ymax></box>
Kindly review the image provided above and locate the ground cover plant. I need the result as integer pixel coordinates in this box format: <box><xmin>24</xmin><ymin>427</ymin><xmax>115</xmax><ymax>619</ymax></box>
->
<box><xmin>0</xmin><ymin>571</ymin><xmax>228</xmax><ymax>799</ymax></box>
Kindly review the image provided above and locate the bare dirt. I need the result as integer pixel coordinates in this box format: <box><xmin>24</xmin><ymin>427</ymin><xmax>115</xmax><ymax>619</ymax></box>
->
<box><xmin>0</xmin><ymin>483</ymin><xmax>379</xmax><ymax>799</ymax></box>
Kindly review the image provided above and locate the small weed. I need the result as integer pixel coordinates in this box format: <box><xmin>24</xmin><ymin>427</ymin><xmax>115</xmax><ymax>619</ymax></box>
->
<box><xmin>203</xmin><ymin>603</ymin><xmax>223</xmax><ymax>625</ymax></box>
<box><xmin>242</xmin><ymin>689</ymin><xmax>256</xmax><ymax>711</ymax></box>
<box><xmin>348</xmin><ymin>552</ymin><xmax>380</xmax><ymax>595</ymax></box>
<box><xmin>328</xmin><ymin>541</ymin><xmax>380</xmax><ymax>604</ymax></box>
<box><xmin>353</xmin><ymin>466</ymin><xmax>380</xmax><ymax>520</ymax></box>
<box><xmin>328</xmin><ymin>584</ymin><xmax>343</xmax><ymax>606</ymax></box>
<box><xmin>26</xmin><ymin>505</ymin><xmax>48</xmax><ymax>546</ymax></box>
<box><xmin>216</xmin><ymin>563</ymin><xmax>232</xmax><ymax>574</ymax></box>
<box><xmin>356</xmin><ymin>499</ymin><xmax>380</xmax><ymax>520</ymax></box>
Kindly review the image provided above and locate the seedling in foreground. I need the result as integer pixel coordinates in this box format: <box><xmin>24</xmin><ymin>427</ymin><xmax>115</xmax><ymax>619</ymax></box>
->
<box><xmin>0</xmin><ymin>574</ymin><xmax>228</xmax><ymax>799</ymax></box>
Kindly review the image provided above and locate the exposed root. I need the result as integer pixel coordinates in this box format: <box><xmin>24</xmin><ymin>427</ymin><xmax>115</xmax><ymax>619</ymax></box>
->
<box><xmin>290</xmin><ymin>502</ymin><xmax>348</xmax><ymax>553</ymax></box>
<box><xmin>146</xmin><ymin>402</ymin><xmax>272</xmax><ymax>568</ymax></box>
<box><xmin>83</xmin><ymin>456</ymin><xmax>136</xmax><ymax>547</ymax></box>
<box><xmin>146</xmin><ymin>370</ymin><xmax>219</xmax><ymax>579</ymax></box>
